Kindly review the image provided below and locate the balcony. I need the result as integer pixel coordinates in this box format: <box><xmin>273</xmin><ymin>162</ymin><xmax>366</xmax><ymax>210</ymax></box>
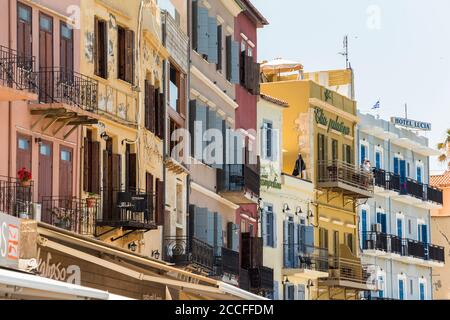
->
<box><xmin>30</xmin><ymin>68</ymin><xmax>99</xmax><ymax>138</ymax></box>
<box><xmin>163</xmin><ymin>236</ymin><xmax>220</xmax><ymax>277</ymax></box>
<box><xmin>40</xmin><ymin>197</ymin><xmax>97</xmax><ymax>236</ymax></box>
<box><xmin>362</xmin><ymin>232</ymin><xmax>445</xmax><ymax>266</ymax></box>
<box><xmin>317</xmin><ymin>160</ymin><xmax>374</xmax><ymax>199</ymax></box>
<box><xmin>283</xmin><ymin>244</ymin><xmax>329</xmax><ymax>279</ymax></box>
<box><xmin>0</xmin><ymin>177</ymin><xmax>34</xmax><ymax>218</ymax></box>
<box><xmin>97</xmin><ymin>188</ymin><xmax>157</xmax><ymax>231</ymax></box>
<box><xmin>0</xmin><ymin>46</ymin><xmax>38</xmax><ymax>101</ymax></box>
<box><xmin>221</xmin><ymin>247</ymin><xmax>240</xmax><ymax>277</ymax></box>
<box><xmin>239</xmin><ymin>267</ymin><xmax>273</xmax><ymax>293</ymax></box>
<box><xmin>372</xmin><ymin>168</ymin><xmax>443</xmax><ymax>209</ymax></box>
<box><xmin>216</xmin><ymin>164</ymin><xmax>260</xmax><ymax>204</ymax></box>
<box><xmin>161</xmin><ymin>10</ymin><xmax>189</xmax><ymax>74</ymax></box>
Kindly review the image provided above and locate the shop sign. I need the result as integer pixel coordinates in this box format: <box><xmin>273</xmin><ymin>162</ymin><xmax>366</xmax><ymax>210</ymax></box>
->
<box><xmin>391</xmin><ymin>117</ymin><xmax>431</xmax><ymax>131</ymax></box>
<box><xmin>260</xmin><ymin>164</ymin><xmax>282</xmax><ymax>190</ymax></box>
<box><xmin>0</xmin><ymin>212</ymin><xmax>20</xmax><ymax>269</ymax></box>
<box><xmin>314</xmin><ymin>108</ymin><xmax>351</xmax><ymax>135</ymax></box>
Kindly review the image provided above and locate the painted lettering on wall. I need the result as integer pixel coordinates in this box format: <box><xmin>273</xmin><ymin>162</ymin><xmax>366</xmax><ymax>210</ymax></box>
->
<box><xmin>0</xmin><ymin>213</ymin><xmax>20</xmax><ymax>268</ymax></box>
<box><xmin>37</xmin><ymin>248</ymin><xmax>81</xmax><ymax>285</ymax></box>
<box><xmin>314</xmin><ymin>108</ymin><xmax>351</xmax><ymax>136</ymax></box>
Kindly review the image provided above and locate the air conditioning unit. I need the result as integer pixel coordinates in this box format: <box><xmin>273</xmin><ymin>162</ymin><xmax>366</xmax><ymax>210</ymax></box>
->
<box><xmin>371</xmin><ymin>223</ymin><xmax>382</xmax><ymax>233</ymax></box>
<box><xmin>33</xmin><ymin>203</ymin><xmax>42</xmax><ymax>222</ymax></box>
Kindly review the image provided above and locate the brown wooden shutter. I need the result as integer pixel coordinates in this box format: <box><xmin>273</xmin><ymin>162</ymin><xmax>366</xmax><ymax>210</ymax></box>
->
<box><xmin>125</xmin><ymin>30</ymin><xmax>134</xmax><ymax>84</ymax></box>
<box><xmin>145</xmin><ymin>81</ymin><xmax>155</xmax><ymax>131</ymax></box>
<box><xmin>91</xmin><ymin>141</ymin><xmax>101</xmax><ymax>194</ymax></box>
<box><xmin>83</xmin><ymin>137</ymin><xmax>90</xmax><ymax>192</ymax></box>
<box><xmin>241</xmin><ymin>232</ymin><xmax>251</xmax><ymax>269</ymax></box>
<box><xmin>128</xmin><ymin>153</ymin><xmax>137</xmax><ymax>190</ymax></box>
<box><xmin>158</xmin><ymin>92</ymin><xmax>165</xmax><ymax>139</ymax></box>
<box><xmin>179</xmin><ymin>74</ymin><xmax>186</xmax><ymax>117</ymax></box>
<box><xmin>146</xmin><ymin>173</ymin><xmax>154</xmax><ymax>222</ymax></box>
<box><xmin>253</xmin><ymin>62</ymin><xmax>261</xmax><ymax>95</ymax></box>
<box><xmin>155</xmin><ymin>179</ymin><xmax>165</xmax><ymax>226</ymax></box>
<box><xmin>94</xmin><ymin>17</ymin><xmax>99</xmax><ymax>75</ymax></box>
<box><xmin>117</xmin><ymin>27</ymin><xmax>125</xmax><ymax>81</ymax></box>
<box><xmin>102</xmin><ymin>150</ymin><xmax>110</xmax><ymax>219</ymax></box>
<box><xmin>112</xmin><ymin>154</ymin><xmax>122</xmax><ymax>220</ymax></box>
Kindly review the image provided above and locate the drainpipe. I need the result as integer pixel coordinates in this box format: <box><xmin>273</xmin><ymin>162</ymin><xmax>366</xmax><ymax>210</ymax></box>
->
<box><xmin>185</xmin><ymin>0</ymin><xmax>192</xmax><ymax>240</ymax></box>
<box><xmin>8</xmin><ymin>0</ymin><xmax>12</xmax><ymax>180</ymax></box>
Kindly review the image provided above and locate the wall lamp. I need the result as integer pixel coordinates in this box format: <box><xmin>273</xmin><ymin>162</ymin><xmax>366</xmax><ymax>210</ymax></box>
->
<box><xmin>100</xmin><ymin>132</ymin><xmax>110</xmax><ymax>142</ymax></box>
<box><xmin>151</xmin><ymin>250</ymin><xmax>160</xmax><ymax>260</ymax></box>
<box><xmin>128</xmin><ymin>241</ymin><xmax>138</xmax><ymax>252</ymax></box>
<box><xmin>295</xmin><ymin>206</ymin><xmax>303</xmax><ymax>215</ymax></box>
<box><xmin>283</xmin><ymin>204</ymin><xmax>291</xmax><ymax>213</ymax></box>
<box><xmin>282</xmin><ymin>276</ymin><xmax>290</xmax><ymax>285</ymax></box>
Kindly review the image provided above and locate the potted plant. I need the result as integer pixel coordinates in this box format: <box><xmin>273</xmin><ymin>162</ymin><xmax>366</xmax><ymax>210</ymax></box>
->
<box><xmin>17</xmin><ymin>167</ymin><xmax>32</xmax><ymax>187</ymax></box>
<box><xmin>86</xmin><ymin>192</ymin><xmax>98</xmax><ymax>208</ymax></box>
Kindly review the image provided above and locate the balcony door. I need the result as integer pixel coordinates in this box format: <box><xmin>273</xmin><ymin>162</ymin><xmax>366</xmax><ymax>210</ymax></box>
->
<box><xmin>39</xmin><ymin>13</ymin><xmax>53</xmax><ymax>102</ymax></box>
<box><xmin>38</xmin><ymin>141</ymin><xmax>53</xmax><ymax>224</ymax></box>
<box><xmin>60</xmin><ymin>22</ymin><xmax>74</xmax><ymax>72</ymax></box>
<box><xmin>361</xmin><ymin>209</ymin><xmax>368</xmax><ymax>246</ymax></box>
<box><xmin>17</xmin><ymin>135</ymin><xmax>32</xmax><ymax>177</ymax></box>
<box><xmin>59</xmin><ymin>146</ymin><xmax>73</xmax><ymax>199</ymax></box>
<box><xmin>17</xmin><ymin>3</ymin><xmax>32</xmax><ymax>68</ymax></box>
<box><xmin>283</xmin><ymin>219</ymin><xmax>295</xmax><ymax>268</ymax></box>
<box><xmin>376</xmin><ymin>212</ymin><xmax>387</xmax><ymax>233</ymax></box>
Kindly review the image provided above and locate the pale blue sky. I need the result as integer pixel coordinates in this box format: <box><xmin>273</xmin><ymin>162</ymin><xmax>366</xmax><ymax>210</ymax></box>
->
<box><xmin>253</xmin><ymin>0</ymin><xmax>450</xmax><ymax>173</ymax></box>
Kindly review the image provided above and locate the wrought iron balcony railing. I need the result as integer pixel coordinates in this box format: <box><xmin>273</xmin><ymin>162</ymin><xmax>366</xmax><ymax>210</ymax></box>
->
<box><xmin>402</xmin><ymin>178</ymin><xmax>424</xmax><ymax>200</ymax></box>
<box><xmin>388</xmin><ymin>172</ymin><xmax>401</xmax><ymax>193</ymax></box>
<box><xmin>317</xmin><ymin>160</ymin><xmax>374</xmax><ymax>197</ymax></box>
<box><xmin>221</xmin><ymin>246</ymin><xmax>240</xmax><ymax>276</ymax></box>
<box><xmin>426</xmin><ymin>185</ymin><xmax>444</xmax><ymax>205</ymax></box>
<box><xmin>328</xmin><ymin>257</ymin><xmax>376</xmax><ymax>286</ymax></box>
<box><xmin>40</xmin><ymin>196</ymin><xmax>97</xmax><ymax>236</ymax></box>
<box><xmin>0</xmin><ymin>177</ymin><xmax>33</xmax><ymax>218</ymax></box>
<box><xmin>216</xmin><ymin>164</ymin><xmax>260</xmax><ymax>197</ymax></box>
<box><xmin>98</xmin><ymin>188</ymin><xmax>155</xmax><ymax>230</ymax></box>
<box><xmin>163</xmin><ymin>236</ymin><xmax>217</xmax><ymax>275</ymax></box>
<box><xmin>0</xmin><ymin>45</ymin><xmax>38</xmax><ymax>94</ymax></box>
<box><xmin>283</xmin><ymin>243</ymin><xmax>329</xmax><ymax>273</ymax></box>
<box><xmin>362</xmin><ymin>232</ymin><xmax>445</xmax><ymax>263</ymax></box>
<box><xmin>373</xmin><ymin>168</ymin><xmax>388</xmax><ymax>189</ymax></box>
<box><xmin>37</xmin><ymin>67</ymin><xmax>98</xmax><ymax>112</ymax></box>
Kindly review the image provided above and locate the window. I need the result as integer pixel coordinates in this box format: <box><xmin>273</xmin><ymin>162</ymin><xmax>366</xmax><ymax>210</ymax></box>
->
<box><xmin>18</xmin><ymin>138</ymin><xmax>29</xmax><ymax>150</ymax></box>
<box><xmin>416</xmin><ymin>162</ymin><xmax>424</xmax><ymax>183</ymax></box>
<box><xmin>376</xmin><ymin>211</ymin><xmax>387</xmax><ymax>233</ymax></box>
<box><xmin>331</xmin><ymin>139</ymin><xmax>338</xmax><ymax>161</ymax></box>
<box><xmin>264</xmin><ymin>205</ymin><xmax>275</xmax><ymax>247</ymax></box>
<box><xmin>117</xmin><ymin>26</ymin><xmax>134</xmax><ymax>84</ymax></box>
<box><xmin>343</xmin><ymin>144</ymin><xmax>352</xmax><ymax>164</ymax></box>
<box><xmin>60</xmin><ymin>22</ymin><xmax>74</xmax><ymax>72</ymax></box>
<box><xmin>398</xmin><ymin>277</ymin><xmax>405</xmax><ymax>300</ymax></box>
<box><xmin>345</xmin><ymin>233</ymin><xmax>354</xmax><ymax>253</ymax></box>
<box><xmin>333</xmin><ymin>231</ymin><xmax>339</xmax><ymax>256</ymax></box>
<box><xmin>61</xmin><ymin>150</ymin><xmax>71</xmax><ymax>161</ymax></box>
<box><xmin>419</xmin><ymin>280</ymin><xmax>426</xmax><ymax>300</ymax></box>
<box><xmin>397</xmin><ymin>215</ymin><xmax>404</xmax><ymax>238</ymax></box>
<box><xmin>40</xmin><ymin>144</ymin><xmax>51</xmax><ymax>156</ymax></box>
<box><xmin>262</xmin><ymin>120</ymin><xmax>273</xmax><ymax>160</ymax></box>
<box><xmin>319</xmin><ymin>228</ymin><xmax>329</xmax><ymax>249</ymax></box>
<box><xmin>94</xmin><ymin>18</ymin><xmax>108</xmax><ymax>78</ymax></box>
<box><xmin>418</xmin><ymin>222</ymin><xmax>428</xmax><ymax>243</ymax></box>
<box><xmin>360</xmin><ymin>142</ymin><xmax>368</xmax><ymax>165</ymax></box>
<box><xmin>375</xmin><ymin>148</ymin><xmax>382</xmax><ymax>169</ymax></box>
<box><xmin>17</xmin><ymin>3</ymin><xmax>32</xmax><ymax>66</ymax></box>
<box><xmin>169</xmin><ymin>65</ymin><xmax>180</xmax><ymax>111</ymax></box>
<box><xmin>40</xmin><ymin>14</ymin><xmax>52</xmax><ymax>32</ymax></box>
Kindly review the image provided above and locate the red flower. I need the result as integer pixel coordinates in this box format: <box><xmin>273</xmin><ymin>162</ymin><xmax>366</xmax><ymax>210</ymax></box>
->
<box><xmin>18</xmin><ymin>168</ymin><xmax>32</xmax><ymax>182</ymax></box>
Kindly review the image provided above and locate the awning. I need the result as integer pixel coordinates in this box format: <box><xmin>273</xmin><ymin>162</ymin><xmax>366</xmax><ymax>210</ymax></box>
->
<box><xmin>0</xmin><ymin>267</ymin><xmax>133</xmax><ymax>300</ymax></box>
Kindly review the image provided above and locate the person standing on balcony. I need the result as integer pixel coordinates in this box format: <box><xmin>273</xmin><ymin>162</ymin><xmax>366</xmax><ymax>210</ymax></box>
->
<box><xmin>362</xmin><ymin>159</ymin><xmax>372</xmax><ymax>188</ymax></box>
<box><xmin>293</xmin><ymin>153</ymin><xmax>306</xmax><ymax>179</ymax></box>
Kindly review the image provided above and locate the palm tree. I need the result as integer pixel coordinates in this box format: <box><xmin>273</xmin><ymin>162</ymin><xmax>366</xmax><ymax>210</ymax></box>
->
<box><xmin>437</xmin><ymin>129</ymin><xmax>450</xmax><ymax>169</ymax></box>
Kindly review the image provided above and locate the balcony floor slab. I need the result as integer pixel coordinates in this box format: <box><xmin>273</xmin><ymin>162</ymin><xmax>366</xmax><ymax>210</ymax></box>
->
<box><xmin>0</xmin><ymin>85</ymin><xmax>38</xmax><ymax>102</ymax></box>
<box><xmin>282</xmin><ymin>268</ymin><xmax>329</xmax><ymax>280</ymax></box>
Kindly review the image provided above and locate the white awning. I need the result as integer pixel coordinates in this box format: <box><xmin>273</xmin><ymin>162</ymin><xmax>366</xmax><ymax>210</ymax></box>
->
<box><xmin>218</xmin><ymin>282</ymin><xmax>269</xmax><ymax>300</ymax></box>
<box><xmin>0</xmin><ymin>267</ymin><xmax>133</xmax><ymax>300</ymax></box>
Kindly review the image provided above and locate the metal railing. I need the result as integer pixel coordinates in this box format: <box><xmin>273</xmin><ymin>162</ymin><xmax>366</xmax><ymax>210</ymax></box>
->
<box><xmin>388</xmin><ymin>172</ymin><xmax>401</xmax><ymax>192</ymax></box>
<box><xmin>402</xmin><ymin>178</ymin><xmax>424</xmax><ymax>200</ymax></box>
<box><xmin>217</xmin><ymin>164</ymin><xmax>260</xmax><ymax>196</ymax></box>
<box><xmin>0</xmin><ymin>45</ymin><xmax>38</xmax><ymax>93</ymax></box>
<box><xmin>99</xmin><ymin>188</ymin><xmax>155</xmax><ymax>229</ymax></box>
<box><xmin>38</xmin><ymin>67</ymin><xmax>98</xmax><ymax>112</ymax></box>
<box><xmin>222</xmin><ymin>247</ymin><xmax>240</xmax><ymax>276</ymax></box>
<box><xmin>373</xmin><ymin>168</ymin><xmax>387</xmax><ymax>189</ymax></box>
<box><xmin>426</xmin><ymin>186</ymin><xmax>444</xmax><ymax>205</ymax></box>
<box><xmin>163</xmin><ymin>236</ymin><xmax>217</xmax><ymax>274</ymax></box>
<box><xmin>317</xmin><ymin>160</ymin><xmax>374</xmax><ymax>192</ymax></box>
<box><xmin>40</xmin><ymin>197</ymin><xmax>97</xmax><ymax>236</ymax></box>
<box><xmin>0</xmin><ymin>177</ymin><xmax>33</xmax><ymax>217</ymax></box>
<box><xmin>362</xmin><ymin>232</ymin><xmax>445</xmax><ymax>263</ymax></box>
<box><xmin>248</xmin><ymin>266</ymin><xmax>274</xmax><ymax>292</ymax></box>
<box><xmin>283</xmin><ymin>243</ymin><xmax>329</xmax><ymax>272</ymax></box>
<box><xmin>328</xmin><ymin>257</ymin><xmax>376</xmax><ymax>286</ymax></box>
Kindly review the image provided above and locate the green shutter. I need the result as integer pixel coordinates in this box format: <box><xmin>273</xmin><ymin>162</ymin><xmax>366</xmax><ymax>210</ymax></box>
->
<box><xmin>230</xmin><ymin>40</ymin><xmax>240</xmax><ymax>84</ymax></box>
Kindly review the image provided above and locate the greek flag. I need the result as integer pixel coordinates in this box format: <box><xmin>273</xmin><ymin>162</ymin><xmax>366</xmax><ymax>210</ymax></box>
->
<box><xmin>372</xmin><ymin>100</ymin><xmax>380</xmax><ymax>110</ymax></box>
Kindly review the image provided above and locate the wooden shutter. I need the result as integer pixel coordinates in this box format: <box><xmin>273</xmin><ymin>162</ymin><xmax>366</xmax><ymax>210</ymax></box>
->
<box><xmin>230</xmin><ymin>40</ymin><xmax>240</xmax><ymax>84</ymax></box>
<box><xmin>146</xmin><ymin>173</ymin><xmax>154</xmax><ymax>221</ymax></box>
<box><xmin>225</xmin><ymin>36</ymin><xmax>232</xmax><ymax>81</ymax></box>
<box><xmin>179</xmin><ymin>74</ymin><xmax>186</xmax><ymax>117</ymax></box>
<box><xmin>17</xmin><ymin>4</ymin><xmax>32</xmax><ymax>60</ymax></box>
<box><xmin>117</xmin><ymin>27</ymin><xmax>125</xmax><ymax>81</ymax></box>
<box><xmin>111</xmin><ymin>154</ymin><xmax>122</xmax><ymax>220</ymax></box>
<box><xmin>91</xmin><ymin>141</ymin><xmax>101</xmax><ymax>194</ymax></box>
<box><xmin>83</xmin><ymin>137</ymin><xmax>90</xmax><ymax>192</ymax></box>
<box><xmin>207</xmin><ymin>17</ymin><xmax>218</xmax><ymax>63</ymax></box>
<box><xmin>155</xmin><ymin>179</ymin><xmax>165</xmax><ymax>226</ymax></box>
<box><xmin>253</xmin><ymin>62</ymin><xmax>261</xmax><ymax>95</ymax></box>
<box><xmin>158</xmin><ymin>92</ymin><xmax>165</xmax><ymax>139</ymax></box>
<box><xmin>125</xmin><ymin>30</ymin><xmax>134</xmax><ymax>84</ymax></box>
<box><xmin>94</xmin><ymin>18</ymin><xmax>99</xmax><ymax>75</ymax></box>
<box><xmin>196</xmin><ymin>6</ymin><xmax>209</xmax><ymax>56</ymax></box>
<box><xmin>102</xmin><ymin>150</ymin><xmax>110</xmax><ymax>219</ymax></box>
<box><xmin>145</xmin><ymin>81</ymin><xmax>155</xmax><ymax>132</ymax></box>
<box><xmin>241</xmin><ymin>232</ymin><xmax>251</xmax><ymax>269</ymax></box>
<box><xmin>216</xmin><ymin>25</ymin><xmax>222</xmax><ymax>71</ymax></box>
<box><xmin>128</xmin><ymin>153</ymin><xmax>137</xmax><ymax>190</ymax></box>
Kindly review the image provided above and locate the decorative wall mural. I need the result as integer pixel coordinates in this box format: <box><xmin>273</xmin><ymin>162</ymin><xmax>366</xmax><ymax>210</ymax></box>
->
<box><xmin>84</xmin><ymin>31</ymin><xmax>94</xmax><ymax>63</ymax></box>
<box><xmin>143</xmin><ymin>132</ymin><xmax>163</xmax><ymax>167</ymax></box>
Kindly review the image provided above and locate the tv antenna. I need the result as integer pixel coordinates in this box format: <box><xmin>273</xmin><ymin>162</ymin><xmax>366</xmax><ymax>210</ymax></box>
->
<box><xmin>339</xmin><ymin>35</ymin><xmax>349</xmax><ymax>69</ymax></box>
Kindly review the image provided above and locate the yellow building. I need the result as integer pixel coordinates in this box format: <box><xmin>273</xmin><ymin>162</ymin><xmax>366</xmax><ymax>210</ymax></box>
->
<box><xmin>79</xmin><ymin>0</ymin><xmax>168</xmax><ymax>256</ymax></box>
<box><xmin>261</xmin><ymin>63</ymin><xmax>376</xmax><ymax>300</ymax></box>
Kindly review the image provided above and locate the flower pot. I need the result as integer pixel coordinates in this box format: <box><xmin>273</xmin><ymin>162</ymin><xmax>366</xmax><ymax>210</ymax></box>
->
<box><xmin>20</xmin><ymin>180</ymin><xmax>31</xmax><ymax>188</ymax></box>
<box><xmin>86</xmin><ymin>198</ymin><xmax>96</xmax><ymax>208</ymax></box>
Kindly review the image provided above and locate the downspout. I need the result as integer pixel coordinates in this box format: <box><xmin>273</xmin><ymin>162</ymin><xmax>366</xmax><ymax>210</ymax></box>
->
<box><xmin>8</xmin><ymin>0</ymin><xmax>12</xmax><ymax>180</ymax></box>
<box><xmin>186</xmin><ymin>0</ymin><xmax>192</xmax><ymax>239</ymax></box>
<box><xmin>388</xmin><ymin>124</ymin><xmax>394</xmax><ymax>298</ymax></box>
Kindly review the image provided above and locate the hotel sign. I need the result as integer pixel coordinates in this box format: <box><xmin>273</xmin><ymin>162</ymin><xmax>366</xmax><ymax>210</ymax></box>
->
<box><xmin>314</xmin><ymin>108</ymin><xmax>351</xmax><ymax>136</ymax></box>
<box><xmin>0</xmin><ymin>212</ymin><xmax>20</xmax><ymax>269</ymax></box>
<box><xmin>391</xmin><ymin>117</ymin><xmax>431</xmax><ymax>131</ymax></box>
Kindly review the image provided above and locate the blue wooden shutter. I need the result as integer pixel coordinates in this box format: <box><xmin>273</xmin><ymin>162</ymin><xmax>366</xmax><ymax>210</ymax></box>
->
<box><xmin>422</xmin><ymin>224</ymin><xmax>428</xmax><ymax>244</ymax></box>
<box><xmin>207</xmin><ymin>17</ymin><xmax>218</xmax><ymax>63</ymax></box>
<box><xmin>394</xmin><ymin>157</ymin><xmax>399</xmax><ymax>175</ymax></box>
<box><xmin>375</xmin><ymin>151</ymin><xmax>381</xmax><ymax>169</ymax></box>
<box><xmin>298</xmin><ymin>284</ymin><xmax>306</xmax><ymax>300</ymax></box>
<box><xmin>399</xmin><ymin>279</ymin><xmax>404</xmax><ymax>300</ymax></box>
<box><xmin>362</xmin><ymin>209</ymin><xmax>367</xmax><ymax>246</ymax></box>
<box><xmin>361</xmin><ymin>145</ymin><xmax>366</xmax><ymax>164</ymax></box>
<box><xmin>283</xmin><ymin>221</ymin><xmax>289</xmax><ymax>267</ymax></box>
<box><xmin>381</xmin><ymin>214</ymin><xmax>387</xmax><ymax>233</ymax></box>
<box><xmin>230</xmin><ymin>40</ymin><xmax>240</xmax><ymax>84</ymax></box>
<box><xmin>397</xmin><ymin>218</ymin><xmax>403</xmax><ymax>238</ymax></box>
<box><xmin>273</xmin><ymin>281</ymin><xmax>279</xmax><ymax>300</ymax></box>
<box><xmin>196</xmin><ymin>6</ymin><xmax>209</xmax><ymax>56</ymax></box>
<box><xmin>194</xmin><ymin>207</ymin><xmax>208</xmax><ymax>243</ymax></box>
<box><xmin>273</xmin><ymin>211</ymin><xmax>277</xmax><ymax>248</ymax></box>
<box><xmin>214</xmin><ymin>212</ymin><xmax>223</xmax><ymax>256</ymax></box>
<box><xmin>419</xmin><ymin>282</ymin><xmax>425</xmax><ymax>300</ymax></box>
<box><xmin>305</xmin><ymin>226</ymin><xmax>314</xmax><ymax>254</ymax></box>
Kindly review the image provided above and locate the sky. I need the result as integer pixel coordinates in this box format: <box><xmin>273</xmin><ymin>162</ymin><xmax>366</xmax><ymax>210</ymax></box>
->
<box><xmin>253</xmin><ymin>0</ymin><xmax>450</xmax><ymax>174</ymax></box>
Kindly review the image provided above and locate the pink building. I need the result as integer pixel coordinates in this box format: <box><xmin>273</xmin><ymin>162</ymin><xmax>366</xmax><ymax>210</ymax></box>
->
<box><xmin>0</xmin><ymin>1</ymin><xmax>98</xmax><ymax>225</ymax></box>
